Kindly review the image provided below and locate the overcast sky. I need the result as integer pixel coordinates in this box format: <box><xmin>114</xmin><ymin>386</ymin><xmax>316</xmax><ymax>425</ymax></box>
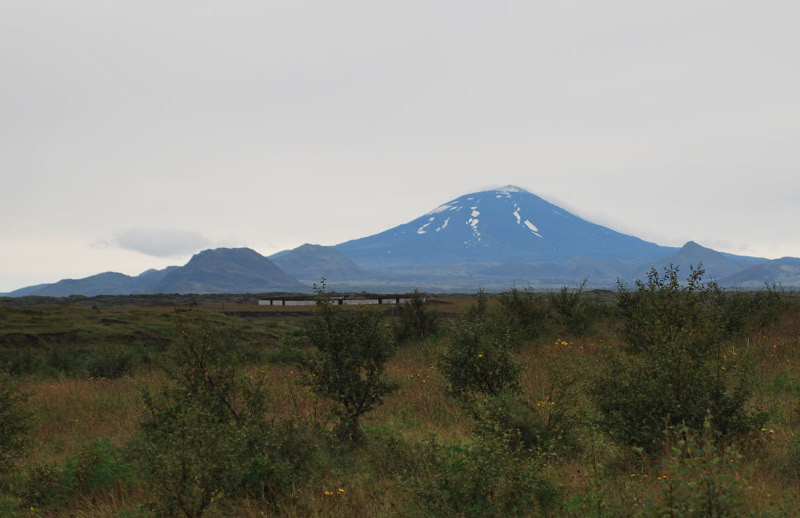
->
<box><xmin>2</xmin><ymin>1</ymin><xmax>799</xmax><ymax>292</ymax></box>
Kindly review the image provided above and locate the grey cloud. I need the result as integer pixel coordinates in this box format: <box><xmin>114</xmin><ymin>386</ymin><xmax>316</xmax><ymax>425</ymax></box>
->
<box><xmin>113</xmin><ymin>228</ymin><xmax>211</xmax><ymax>258</ymax></box>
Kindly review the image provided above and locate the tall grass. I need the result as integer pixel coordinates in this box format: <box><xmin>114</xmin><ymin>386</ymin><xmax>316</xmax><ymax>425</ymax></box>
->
<box><xmin>1</xmin><ymin>292</ymin><xmax>798</xmax><ymax>517</ymax></box>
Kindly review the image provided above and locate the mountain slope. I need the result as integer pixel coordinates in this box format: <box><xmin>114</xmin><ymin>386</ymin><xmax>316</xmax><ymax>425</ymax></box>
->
<box><xmin>648</xmin><ymin>241</ymin><xmax>746</xmax><ymax>280</ymax></box>
<box><xmin>4</xmin><ymin>249</ymin><xmax>306</xmax><ymax>297</ymax></box>
<box><xmin>719</xmin><ymin>257</ymin><xmax>800</xmax><ymax>287</ymax></box>
<box><xmin>271</xmin><ymin>244</ymin><xmax>365</xmax><ymax>281</ymax></box>
<box><xmin>336</xmin><ymin>186</ymin><xmax>674</xmax><ymax>268</ymax></box>
<box><xmin>4</xmin><ymin>267</ymin><xmax>178</xmax><ymax>297</ymax></box>
<box><xmin>3</xmin><ymin>283</ymin><xmax>52</xmax><ymax>297</ymax></box>
<box><xmin>150</xmin><ymin>248</ymin><xmax>307</xmax><ymax>294</ymax></box>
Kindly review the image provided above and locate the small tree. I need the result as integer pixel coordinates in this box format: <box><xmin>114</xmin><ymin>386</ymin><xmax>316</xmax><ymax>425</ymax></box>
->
<box><xmin>303</xmin><ymin>284</ymin><xmax>396</xmax><ymax>443</ymax></box>
<box><xmin>393</xmin><ymin>289</ymin><xmax>439</xmax><ymax>344</ymax></box>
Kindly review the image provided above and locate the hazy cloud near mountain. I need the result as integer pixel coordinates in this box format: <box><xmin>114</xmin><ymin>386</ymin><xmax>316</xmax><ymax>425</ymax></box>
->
<box><xmin>112</xmin><ymin>228</ymin><xmax>211</xmax><ymax>258</ymax></box>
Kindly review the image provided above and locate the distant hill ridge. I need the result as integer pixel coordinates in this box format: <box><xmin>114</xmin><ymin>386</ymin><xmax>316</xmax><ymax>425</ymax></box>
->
<box><xmin>719</xmin><ymin>257</ymin><xmax>800</xmax><ymax>288</ymax></box>
<box><xmin>152</xmin><ymin>247</ymin><xmax>305</xmax><ymax>294</ymax></box>
<box><xmin>5</xmin><ymin>248</ymin><xmax>306</xmax><ymax>297</ymax></box>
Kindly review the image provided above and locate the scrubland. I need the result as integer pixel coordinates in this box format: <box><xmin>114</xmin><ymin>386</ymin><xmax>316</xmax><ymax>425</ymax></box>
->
<box><xmin>1</xmin><ymin>270</ymin><xmax>799</xmax><ymax>517</ymax></box>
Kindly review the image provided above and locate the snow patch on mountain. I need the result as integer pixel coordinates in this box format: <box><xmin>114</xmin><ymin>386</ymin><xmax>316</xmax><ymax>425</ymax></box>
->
<box><xmin>466</xmin><ymin>212</ymin><xmax>481</xmax><ymax>243</ymax></box>
<box><xmin>417</xmin><ymin>217</ymin><xmax>435</xmax><ymax>234</ymax></box>
<box><xmin>496</xmin><ymin>185</ymin><xmax>528</xmax><ymax>195</ymax></box>
<box><xmin>524</xmin><ymin>220</ymin><xmax>542</xmax><ymax>238</ymax></box>
<box><xmin>436</xmin><ymin>217</ymin><xmax>450</xmax><ymax>232</ymax></box>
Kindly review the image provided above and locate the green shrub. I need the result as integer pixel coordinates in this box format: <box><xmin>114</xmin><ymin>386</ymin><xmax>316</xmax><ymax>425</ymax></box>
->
<box><xmin>785</xmin><ymin>434</ymin><xmax>800</xmax><ymax>482</ymax></box>
<box><xmin>267</xmin><ymin>334</ymin><xmax>308</xmax><ymax>366</ymax></box>
<box><xmin>466</xmin><ymin>288</ymin><xmax>490</xmax><ymax>322</ymax></box>
<box><xmin>128</xmin><ymin>311</ymin><xmax>308</xmax><ymax>518</ymax></box>
<box><xmin>771</xmin><ymin>371</ymin><xmax>800</xmax><ymax>395</ymax></box>
<box><xmin>0</xmin><ymin>371</ymin><xmax>30</xmax><ymax>484</ymax></box>
<box><xmin>130</xmin><ymin>392</ymin><xmax>304</xmax><ymax>518</ymax></box>
<box><xmin>750</xmin><ymin>284</ymin><xmax>787</xmax><ymax>329</ymax></box>
<box><xmin>635</xmin><ymin>422</ymin><xmax>747</xmax><ymax>518</ymax></box>
<box><xmin>548</xmin><ymin>279</ymin><xmax>599</xmax><ymax>337</ymax></box>
<box><xmin>1</xmin><ymin>343</ymin><xmax>145</xmax><ymax>379</ymax></box>
<box><xmin>21</xmin><ymin>440</ymin><xmax>133</xmax><ymax>508</ymax></box>
<box><xmin>393</xmin><ymin>289</ymin><xmax>440</xmax><ymax>344</ymax></box>
<box><xmin>408</xmin><ymin>428</ymin><xmax>552</xmax><ymax>517</ymax></box>
<box><xmin>1</xmin><ymin>348</ymin><xmax>48</xmax><ymax>376</ymax></box>
<box><xmin>84</xmin><ymin>345</ymin><xmax>140</xmax><ymax>379</ymax></box>
<box><xmin>473</xmin><ymin>368</ymin><xmax>583</xmax><ymax>454</ymax></box>
<box><xmin>716</xmin><ymin>285</ymin><xmax>787</xmax><ymax>339</ymax></box>
<box><xmin>592</xmin><ymin>266</ymin><xmax>763</xmax><ymax>452</ymax></box>
<box><xmin>301</xmin><ymin>284</ymin><xmax>397</xmax><ymax>443</ymax></box>
<box><xmin>438</xmin><ymin>316</ymin><xmax>519</xmax><ymax>402</ymax></box>
<box><xmin>495</xmin><ymin>285</ymin><xmax>550</xmax><ymax>343</ymax></box>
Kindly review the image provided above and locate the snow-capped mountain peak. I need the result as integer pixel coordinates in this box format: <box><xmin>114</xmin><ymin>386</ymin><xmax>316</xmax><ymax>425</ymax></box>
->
<box><xmin>336</xmin><ymin>185</ymin><xmax>668</xmax><ymax>268</ymax></box>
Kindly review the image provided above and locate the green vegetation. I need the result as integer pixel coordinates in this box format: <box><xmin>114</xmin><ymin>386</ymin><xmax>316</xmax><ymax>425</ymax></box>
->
<box><xmin>409</xmin><ymin>427</ymin><xmax>549</xmax><ymax>517</ymax></box>
<box><xmin>392</xmin><ymin>289</ymin><xmax>440</xmax><ymax>344</ymax></box>
<box><xmin>128</xmin><ymin>311</ymin><xmax>309</xmax><ymax>517</ymax></box>
<box><xmin>0</xmin><ymin>274</ymin><xmax>797</xmax><ymax>517</ymax></box>
<box><xmin>438</xmin><ymin>296</ymin><xmax>520</xmax><ymax>401</ymax></box>
<box><xmin>495</xmin><ymin>285</ymin><xmax>550</xmax><ymax>344</ymax></box>
<box><xmin>20</xmin><ymin>440</ymin><xmax>132</xmax><ymax>509</ymax></box>
<box><xmin>547</xmin><ymin>278</ymin><xmax>599</xmax><ymax>337</ymax></box>
<box><xmin>0</xmin><ymin>372</ymin><xmax>30</xmax><ymax>483</ymax></box>
<box><xmin>300</xmin><ymin>285</ymin><xmax>396</xmax><ymax>443</ymax></box>
<box><xmin>592</xmin><ymin>266</ymin><xmax>765</xmax><ymax>451</ymax></box>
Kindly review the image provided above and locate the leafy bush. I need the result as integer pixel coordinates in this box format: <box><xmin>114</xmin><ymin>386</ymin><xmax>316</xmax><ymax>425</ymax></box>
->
<box><xmin>21</xmin><ymin>440</ymin><xmax>133</xmax><ymax>508</ymax></box>
<box><xmin>301</xmin><ymin>285</ymin><xmax>396</xmax><ymax>443</ymax></box>
<box><xmin>495</xmin><ymin>285</ymin><xmax>550</xmax><ymax>343</ymax></box>
<box><xmin>438</xmin><ymin>314</ymin><xmax>519</xmax><ymax>402</ymax></box>
<box><xmin>0</xmin><ymin>371</ymin><xmax>30</xmax><ymax>483</ymax></box>
<box><xmin>0</xmin><ymin>348</ymin><xmax>49</xmax><ymax>377</ymax></box>
<box><xmin>716</xmin><ymin>285</ymin><xmax>787</xmax><ymax>338</ymax></box>
<box><xmin>466</xmin><ymin>288</ymin><xmax>490</xmax><ymax>322</ymax></box>
<box><xmin>408</xmin><ymin>427</ymin><xmax>553</xmax><ymax>517</ymax></box>
<box><xmin>393</xmin><ymin>289</ymin><xmax>440</xmax><ymax>344</ymax></box>
<box><xmin>84</xmin><ymin>345</ymin><xmax>140</xmax><ymax>379</ymax></box>
<box><xmin>128</xmin><ymin>311</ymin><xmax>308</xmax><ymax>517</ymax></box>
<box><xmin>641</xmin><ymin>422</ymin><xmax>746</xmax><ymax>518</ymax></box>
<box><xmin>473</xmin><ymin>368</ymin><xmax>583</xmax><ymax>454</ymax></box>
<box><xmin>548</xmin><ymin>279</ymin><xmax>599</xmax><ymax>337</ymax></box>
<box><xmin>2</xmin><ymin>344</ymin><xmax>144</xmax><ymax>379</ymax></box>
<box><xmin>784</xmin><ymin>434</ymin><xmax>800</xmax><ymax>483</ymax></box>
<box><xmin>591</xmin><ymin>266</ymin><xmax>763</xmax><ymax>452</ymax></box>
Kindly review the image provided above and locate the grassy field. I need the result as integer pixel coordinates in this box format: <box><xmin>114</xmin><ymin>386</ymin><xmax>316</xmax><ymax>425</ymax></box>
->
<box><xmin>1</xmin><ymin>286</ymin><xmax>799</xmax><ymax>517</ymax></box>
